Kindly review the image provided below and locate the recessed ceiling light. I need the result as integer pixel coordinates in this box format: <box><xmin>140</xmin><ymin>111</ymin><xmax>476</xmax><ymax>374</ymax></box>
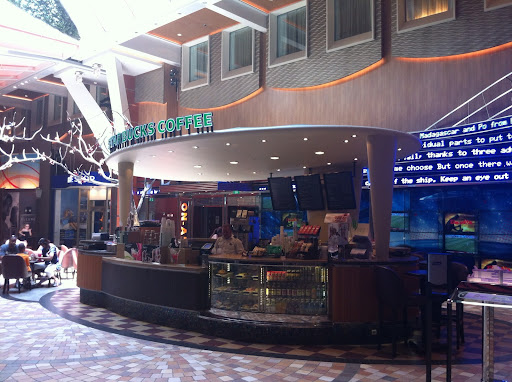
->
<box><xmin>354</xmin><ymin>157</ymin><xmax>358</xmax><ymax>161</ymax></box>
<box><xmin>136</xmin><ymin>160</ymin><xmax>140</xmax><ymax>163</ymax></box>
<box><xmin>327</xmin><ymin>162</ymin><xmax>332</xmax><ymax>165</ymax></box>
<box><xmin>33</xmin><ymin>76</ymin><xmax>37</xmax><ymax>79</ymax></box>
<box><xmin>177</xmin><ymin>33</ymin><xmax>182</xmax><ymax>37</ymax></box>
<box><xmin>13</xmin><ymin>86</ymin><xmax>16</xmax><ymax>89</ymax></box>
<box><xmin>303</xmin><ymin>137</ymin><xmax>308</xmax><ymax>141</ymax></box>
<box><xmin>303</xmin><ymin>166</ymin><xmax>306</xmax><ymax>169</ymax></box>
<box><xmin>270</xmin><ymin>156</ymin><xmax>279</xmax><ymax>160</ymax></box>
<box><xmin>193</xmin><ymin>146</ymin><xmax>198</xmax><ymax>149</ymax></box>
<box><xmin>398</xmin><ymin>148</ymin><xmax>402</xmax><ymax>151</ymax></box>
<box><xmin>315</xmin><ymin>151</ymin><xmax>324</xmax><ymax>155</ymax></box>
<box><xmin>252</xmin><ymin>171</ymin><xmax>256</xmax><ymax>174</ymax></box>
<box><xmin>168</xmin><ymin>150</ymin><xmax>174</xmax><ymax>153</ymax></box>
<box><xmin>352</xmin><ymin>134</ymin><xmax>357</xmax><ymax>138</ymax></box>
<box><xmin>277</xmin><ymin>169</ymin><xmax>281</xmax><ymax>171</ymax></box>
<box><xmin>197</xmin><ymin>173</ymin><xmax>202</xmax><ymax>175</ymax></box>
<box><xmin>194</xmin><ymin>165</ymin><xmax>202</xmax><ymax>168</ymax></box>
<box><xmin>151</xmin><ymin>155</ymin><xmax>156</xmax><ymax>158</ymax></box>
<box><xmin>344</xmin><ymin>139</ymin><xmax>349</xmax><ymax>143</ymax></box>
<box><xmin>226</xmin><ymin>142</ymin><xmax>231</xmax><ymax>146</ymax></box>
<box><xmin>230</xmin><ymin>161</ymin><xmax>238</xmax><ymax>165</ymax></box>
<box><xmin>226</xmin><ymin>173</ymin><xmax>230</xmax><ymax>176</ymax></box>
<box><xmin>261</xmin><ymin>139</ymin><xmax>266</xmax><ymax>143</ymax></box>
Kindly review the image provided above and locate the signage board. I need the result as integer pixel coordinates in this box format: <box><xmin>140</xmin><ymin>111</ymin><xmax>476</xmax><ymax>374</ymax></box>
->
<box><xmin>108</xmin><ymin>112</ymin><xmax>213</xmax><ymax>152</ymax></box>
<box><xmin>364</xmin><ymin>115</ymin><xmax>512</xmax><ymax>187</ymax></box>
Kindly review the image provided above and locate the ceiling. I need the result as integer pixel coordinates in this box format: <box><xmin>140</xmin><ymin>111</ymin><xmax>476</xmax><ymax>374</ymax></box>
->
<box><xmin>106</xmin><ymin>125</ymin><xmax>422</xmax><ymax>182</ymax></box>
<box><xmin>0</xmin><ymin>0</ymin><xmax>297</xmax><ymax>109</ymax></box>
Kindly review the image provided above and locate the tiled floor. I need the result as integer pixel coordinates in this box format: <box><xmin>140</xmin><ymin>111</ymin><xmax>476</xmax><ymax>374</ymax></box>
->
<box><xmin>1</xmin><ymin>277</ymin><xmax>511</xmax><ymax>381</ymax></box>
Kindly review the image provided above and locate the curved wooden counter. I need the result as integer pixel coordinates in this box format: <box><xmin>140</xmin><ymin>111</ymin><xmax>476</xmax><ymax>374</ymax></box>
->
<box><xmin>329</xmin><ymin>256</ymin><xmax>420</xmax><ymax>323</ymax></box>
<box><xmin>101</xmin><ymin>258</ymin><xmax>208</xmax><ymax>311</ymax></box>
<box><xmin>77</xmin><ymin>249</ymin><xmax>116</xmax><ymax>291</ymax></box>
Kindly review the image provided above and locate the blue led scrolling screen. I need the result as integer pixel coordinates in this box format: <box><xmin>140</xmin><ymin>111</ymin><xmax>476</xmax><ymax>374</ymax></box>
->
<box><xmin>392</xmin><ymin>116</ymin><xmax>512</xmax><ymax>186</ymax></box>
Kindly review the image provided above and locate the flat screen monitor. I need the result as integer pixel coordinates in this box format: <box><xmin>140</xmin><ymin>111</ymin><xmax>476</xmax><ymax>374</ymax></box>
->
<box><xmin>323</xmin><ymin>172</ymin><xmax>356</xmax><ymax>210</ymax></box>
<box><xmin>444</xmin><ymin>213</ymin><xmax>477</xmax><ymax>234</ymax></box>
<box><xmin>294</xmin><ymin>174</ymin><xmax>325</xmax><ymax>210</ymax></box>
<box><xmin>390</xmin><ymin>212</ymin><xmax>409</xmax><ymax>232</ymax></box>
<box><xmin>268</xmin><ymin>177</ymin><xmax>297</xmax><ymax>211</ymax></box>
<box><xmin>444</xmin><ymin>234</ymin><xmax>477</xmax><ymax>254</ymax></box>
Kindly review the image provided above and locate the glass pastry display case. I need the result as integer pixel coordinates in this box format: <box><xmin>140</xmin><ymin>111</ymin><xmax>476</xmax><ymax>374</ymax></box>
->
<box><xmin>209</xmin><ymin>261</ymin><xmax>327</xmax><ymax>315</ymax></box>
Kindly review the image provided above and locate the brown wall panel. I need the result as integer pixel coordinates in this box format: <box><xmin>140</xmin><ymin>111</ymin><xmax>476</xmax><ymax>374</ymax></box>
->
<box><xmin>174</xmin><ymin>46</ymin><xmax>512</xmax><ymax>133</ymax></box>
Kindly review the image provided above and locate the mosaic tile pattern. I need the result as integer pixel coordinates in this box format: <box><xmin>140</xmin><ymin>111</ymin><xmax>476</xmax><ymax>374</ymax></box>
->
<box><xmin>1</xmin><ymin>278</ymin><xmax>512</xmax><ymax>381</ymax></box>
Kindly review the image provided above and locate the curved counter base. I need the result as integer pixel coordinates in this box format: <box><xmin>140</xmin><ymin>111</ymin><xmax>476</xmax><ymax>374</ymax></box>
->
<box><xmin>78</xmin><ymin>253</ymin><xmax>420</xmax><ymax>345</ymax></box>
<box><xmin>80</xmin><ymin>288</ymin><xmax>384</xmax><ymax>345</ymax></box>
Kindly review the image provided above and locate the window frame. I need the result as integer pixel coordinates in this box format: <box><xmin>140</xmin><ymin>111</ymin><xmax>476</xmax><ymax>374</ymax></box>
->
<box><xmin>326</xmin><ymin>0</ymin><xmax>374</xmax><ymax>52</ymax></box>
<box><xmin>181</xmin><ymin>36</ymin><xmax>210</xmax><ymax>91</ymax></box>
<box><xmin>485</xmin><ymin>0</ymin><xmax>512</xmax><ymax>11</ymax></box>
<box><xmin>397</xmin><ymin>0</ymin><xmax>455</xmax><ymax>33</ymax></box>
<box><xmin>268</xmin><ymin>1</ymin><xmax>308</xmax><ymax>68</ymax></box>
<box><xmin>221</xmin><ymin>25</ymin><xmax>255</xmax><ymax>81</ymax></box>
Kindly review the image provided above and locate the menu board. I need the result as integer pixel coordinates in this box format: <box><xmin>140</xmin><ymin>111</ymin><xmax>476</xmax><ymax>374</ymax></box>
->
<box><xmin>268</xmin><ymin>177</ymin><xmax>297</xmax><ymax>211</ymax></box>
<box><xmin>323</xmin><ymin>172</ymin><xmax>356</xmax><ymax>210</ymax></box>
<box><xmin>294</xmin><ymin>174</ymin><xmax>325</xmax><ymax>211</ymax></box>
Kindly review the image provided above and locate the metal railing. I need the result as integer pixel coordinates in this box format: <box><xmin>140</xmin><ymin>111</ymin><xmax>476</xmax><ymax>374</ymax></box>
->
<box><xmin>426</xmin><ymin>71</ymin><xmax>512</xmax><ymax>130</ymax></box>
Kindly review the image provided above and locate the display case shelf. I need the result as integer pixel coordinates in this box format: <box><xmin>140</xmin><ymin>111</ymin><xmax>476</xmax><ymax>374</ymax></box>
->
<box><xmin>209</xmin><ymin>261</ymin><xmax>327</xmax><ymax>315</ymax></box>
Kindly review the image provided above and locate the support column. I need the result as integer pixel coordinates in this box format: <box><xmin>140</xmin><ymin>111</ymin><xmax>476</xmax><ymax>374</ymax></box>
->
<box><xmin>118</xmin><ymin>162</ymin><xmax>134</xmax><ymax>229</ymax></box>
<box><xmin>367</xmin><ymin>134</ymin><xmax>397</xmax><ymax>261</ymax></box>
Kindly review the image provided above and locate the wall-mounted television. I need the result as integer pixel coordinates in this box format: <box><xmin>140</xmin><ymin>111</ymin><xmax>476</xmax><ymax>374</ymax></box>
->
<box><xmin>444</xmin><ymin>213</ymin><xmax>477</xmax><ymax>234</ymax></box>
<box><xmin>268</xmin><ymin>177</ymin><xmax>297</xmax><ymax>211</ymax></box>
<box><xmin>444</xmin><ymin>234</ymin><xmax>477</xmax><ymax>254</ymax></box>
<box><xmin>294</xmin><ymin>174</ymin><xmax>325</xmax><ymax>211</ymax></box>
<box><xmin>390</xmin><ymin>212</ymin><xmax>409</xmax><ymax>232</ymax></box>
<box><xmin>323</xmin><ymin>172</ymin><xmax>356</xmax><ymax>210</ymax></box>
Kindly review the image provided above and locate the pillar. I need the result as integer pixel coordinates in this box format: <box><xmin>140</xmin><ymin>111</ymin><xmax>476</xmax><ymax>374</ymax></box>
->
<box><xmin>118</xmin><ymin>162</ymin><xmax>134</xmax><ymax>229</ymax></box>
<box><xmin>367</xmin><ymin>134</ymin><xmax>397</xmax><ymax>261</ymax></box>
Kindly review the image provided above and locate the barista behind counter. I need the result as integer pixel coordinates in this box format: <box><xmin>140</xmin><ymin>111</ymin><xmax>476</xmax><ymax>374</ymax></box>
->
<box><xmin>212</xmin><ymin>224</ymin><xmax>244</xmax><ymax>255</ymax></box>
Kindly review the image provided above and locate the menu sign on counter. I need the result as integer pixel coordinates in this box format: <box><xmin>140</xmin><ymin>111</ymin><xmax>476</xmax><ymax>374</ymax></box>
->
<box><xmin>364</xmin><ymin>115</ymin><xmax>512</xmax><ymax>187</ymax></box>
<box><xmin>294</xmin><ymin>174</ymin><xmax>325</xmax><ymax>211</ymax></box>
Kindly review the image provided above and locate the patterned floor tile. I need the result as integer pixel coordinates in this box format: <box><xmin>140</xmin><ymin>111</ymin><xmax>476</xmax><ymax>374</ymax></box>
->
<box><xmin>2</xmin><ymin>279</ymin><xmax>512</xmax><ymax>381</ymax></box>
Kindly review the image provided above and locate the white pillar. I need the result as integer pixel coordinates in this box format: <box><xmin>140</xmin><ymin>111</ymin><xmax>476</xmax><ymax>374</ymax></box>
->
<box><xmin>118</xmin><ymin>162</ymin><xmax>134</xmax><ymax>228</ymax></box>
<box><xmin>367</xmin><ymin>135</ymin><xmax>397</xmax><ymax>261</ymax></box>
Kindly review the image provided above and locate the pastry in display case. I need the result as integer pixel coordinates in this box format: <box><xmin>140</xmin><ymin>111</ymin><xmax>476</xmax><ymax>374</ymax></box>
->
<box><xmin>210</xmin><ymin>262</ymin><xmax>263</xmax><ymax>312</ymax></box>
<box><xmin>209</xmin><ymin>261</ymin><xmax>328</xmax><ymax>316</ymax></box>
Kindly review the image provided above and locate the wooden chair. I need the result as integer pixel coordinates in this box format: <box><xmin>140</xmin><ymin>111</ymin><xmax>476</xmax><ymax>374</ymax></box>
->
<box><xmin>2</xmin><ymin>255</ymin><xmax>30</xmax><ymax>293</ymax></box>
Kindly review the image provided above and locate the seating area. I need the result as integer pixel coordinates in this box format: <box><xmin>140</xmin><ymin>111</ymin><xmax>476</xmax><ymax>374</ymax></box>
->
<box><xmin>374</xmin><ymin>254</ymin><xmax>469</xmax><ymax>358</ymax></box>
<box><xmin>1</xmin><ymin>246</ymin><xmax>78</xmax><ymax>293</ymax></box>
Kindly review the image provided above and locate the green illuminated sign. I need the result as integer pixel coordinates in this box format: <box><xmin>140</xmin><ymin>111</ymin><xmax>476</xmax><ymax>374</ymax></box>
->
<box><xmin>108</xmin><ymin>112</ymin><xmax>213</xmax><ymax>149</ymax></box>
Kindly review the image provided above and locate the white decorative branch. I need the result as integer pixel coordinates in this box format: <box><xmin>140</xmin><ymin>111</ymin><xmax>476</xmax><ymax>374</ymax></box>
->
<box><xmin>0</xmin><ymin>115</ymin><xmax>45</xmax><ymax>171</ymax></box>
<box><xmin>39</xmin><ymin>116</ymin><xmax>118</xmax><ymax>186</ymax></box>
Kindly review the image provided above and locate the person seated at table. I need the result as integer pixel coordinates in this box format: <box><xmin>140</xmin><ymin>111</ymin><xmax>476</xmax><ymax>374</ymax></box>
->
<box><xmin>16</xmin><ymin>243</ymin><xmax>33</xmax><ymax>286</ymax></box>
<box><xmin>0</xmin><ymin>235</ymin><xmax>19</xmax><ymax>258</ymax></box>
<box><xmin>212</xmin><ymin>224</ymin><xmax>244</xmax><ymax>255</ymax></box>
<box><xmin>33</xmin><ymin>238</ymin><xmax>60</xmax><ymax>286</ymax></box>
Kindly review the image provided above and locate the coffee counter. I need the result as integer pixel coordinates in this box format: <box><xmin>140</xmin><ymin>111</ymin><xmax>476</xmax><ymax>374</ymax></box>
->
<box><xmin>77</xmin><ymin>248</ymin><xmax>420</xmax><ymax>345</ymax></box>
